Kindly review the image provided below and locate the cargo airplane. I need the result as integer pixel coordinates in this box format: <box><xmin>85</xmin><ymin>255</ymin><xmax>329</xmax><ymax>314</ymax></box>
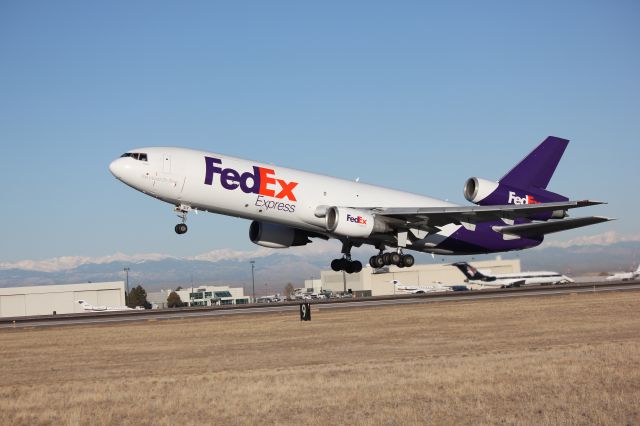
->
<box><xmin>109</xmin><ymin>136</ymin><xmax>611</xmax><ymax>273</ymax></box>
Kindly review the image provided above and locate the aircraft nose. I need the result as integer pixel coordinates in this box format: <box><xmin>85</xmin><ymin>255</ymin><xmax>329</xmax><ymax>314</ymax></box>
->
<box><xmin>109</xmin><ymin>158</ymin><xmax>125</xmax><ymax>178</ymax></box>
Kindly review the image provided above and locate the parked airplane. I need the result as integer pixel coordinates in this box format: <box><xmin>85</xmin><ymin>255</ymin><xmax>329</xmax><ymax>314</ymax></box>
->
<box><xmin>109</xmin><ymin>136</ymin><xmax>611</xmax><ymax>273</ymax></box>
<box><xmin>77</xmin><ymin>300</ymin><xmax>135</xmax><ymax>312</ymax></box>
<box><xmin>391</xmin><ymin>279</ymin><xmax>453</xmax><ymax>294</ymax></box>
<box><xmin>452</xmin><ymin>262</ymin><xmax>574</xmax><ymax>288</ymax></box>
<box><xmin>256</xmin><ymin>295</ymin><xmax>282</xmax><ymax>303</ymax></box>
<box><xmin>606</xmin><ymin>264</ymin><xmax>640</xmax><ymax>281</ymax></box>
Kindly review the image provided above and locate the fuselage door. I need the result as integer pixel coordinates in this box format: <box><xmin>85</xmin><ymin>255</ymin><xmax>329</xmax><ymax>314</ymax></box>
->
<box><xmin>153</xmin><ymin>153</ymin><xmax>185</xmax><ymax>201</ymax></box>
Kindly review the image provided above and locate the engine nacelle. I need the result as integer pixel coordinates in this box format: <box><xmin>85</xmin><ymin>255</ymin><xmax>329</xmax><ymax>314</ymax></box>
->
<box><xmin>464</xmin><ymin>177</ymin><xmax>500</xmax><ymax>204</ymax></box>
<box><xmin>464</xmin><ymin>177</ymin><xmax>570</xmax><ymax>220</ymax></box>
<box><xmin>249</xmin><ymin>221</ymin><xmax>311</xmax><ymax>249</ymax></box>
<box><xmin>325</xmin><ymin>207</ymin><xmax>388</xmax><ymax>238</ymax></box>
<box><xmin>464</xmin><ymin>177</ymin><xmax>568</xmax><ymax>206</ymax></box>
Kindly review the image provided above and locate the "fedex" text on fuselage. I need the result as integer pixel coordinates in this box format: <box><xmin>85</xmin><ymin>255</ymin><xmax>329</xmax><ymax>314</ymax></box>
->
<box><xmin>204</xmin><ymin>156</ymin><xmax>298</xmax><ymax>201</ymax></box>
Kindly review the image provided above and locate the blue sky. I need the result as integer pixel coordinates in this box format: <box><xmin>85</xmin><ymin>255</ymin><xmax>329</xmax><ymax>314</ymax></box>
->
<box><xmin>1</xmin><ymin>1</ymin><xmax>638</xmax><ymax>263</ymax></box>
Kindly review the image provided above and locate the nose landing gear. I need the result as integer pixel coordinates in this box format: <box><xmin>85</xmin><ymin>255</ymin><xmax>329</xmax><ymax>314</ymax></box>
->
<box><xmin>174</xmin><ymin>204</ymin><xmax>191</xmax><ymax>235</ymax></box>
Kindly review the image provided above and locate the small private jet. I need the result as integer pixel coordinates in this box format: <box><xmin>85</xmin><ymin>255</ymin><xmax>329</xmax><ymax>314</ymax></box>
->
<box><xmin>391</xmin><ymin>279</ymin><xmax>456</xmax><ymax>294</ymax></box>
<box><xmin>606</xmin><ymin>264</ymin><xmax>640</xmax><ymax>281</ymax></box>
<box><xmin>77</xmin><ymin>300</ymin><xmax>138</xmax><ymax>312</ymax></box>
<box><xmin>452</xmin><ymin>262</ymin><xmax>574</xmax><ymax>288</ymax></box>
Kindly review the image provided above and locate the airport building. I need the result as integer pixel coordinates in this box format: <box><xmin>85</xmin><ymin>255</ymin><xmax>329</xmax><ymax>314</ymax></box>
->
<box><xmin>147</xmin><ymin>285</ymin><xmax>249</xmax><ymax>308</ymax></box>
<box><xmin>0</xmin><ymin>281</ymin><xmax>126</xmax><ymax>318</ymax></box>
<box><xmin>315</xmin><ymin>258</ymin><xmax>520</xmax><ymax>297</ymax></box>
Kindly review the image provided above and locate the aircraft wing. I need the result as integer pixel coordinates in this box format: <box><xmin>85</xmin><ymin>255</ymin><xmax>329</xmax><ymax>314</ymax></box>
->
<box><xmin>491</xmin><ymin>216</ymin><xmax>612</xmax><ymax>238</ymax></box>
<box><xmin>374</xmin><ymin>200</ymin><xmax>607</xmax><ymax>232</ymax></box>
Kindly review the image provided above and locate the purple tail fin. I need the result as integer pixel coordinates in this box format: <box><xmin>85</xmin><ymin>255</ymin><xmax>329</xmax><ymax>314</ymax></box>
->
<box><xmin>464</xmin><ymin>136</ymin><xmax>569</xmax><ymax>207</ymax></box>
<box><xmin>500</xmin><ymin>136</ymin><xmax>569</xmax><ymax>190</ymax></box>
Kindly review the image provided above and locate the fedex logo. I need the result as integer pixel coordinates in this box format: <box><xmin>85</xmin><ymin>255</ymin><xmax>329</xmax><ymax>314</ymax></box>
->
<box><xmin>508</xmin><ymin>191</ymin><xmax>540</xmax><ymax>205</ymax></box>
<box><xmin>346</xmin><ymin>214</ymin><xmax>367</xmax><ymax>225</ymax></box>
<box><xmin>204</xmin><ymin>157</ymin><xmax>298</xmax><ymax>201</ymax></box>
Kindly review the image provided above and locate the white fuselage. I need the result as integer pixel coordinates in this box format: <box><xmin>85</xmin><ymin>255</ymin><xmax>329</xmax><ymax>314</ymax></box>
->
<box><xmin>470</xmin><ymin>271</ymin><xmax>573</xmax><ymax>287</ymax></box>
<box><xmin>109</xmin><ymin>147</ymin><xmax>461</xmax><ymax>251</ymax></box>
<box><xmin>606</xmin><ymin>267</ymin><xmax>640</xmax><ymax>281</ymax></box>
<box><xmin>77</xmin><ymin>300</ymin><xmax>133</xmax><ymax>312</ymax></box>
<box><xmin>391</xmin><ymin>280</ymin><xmax>452</xmax><ymax>294</ymax></box>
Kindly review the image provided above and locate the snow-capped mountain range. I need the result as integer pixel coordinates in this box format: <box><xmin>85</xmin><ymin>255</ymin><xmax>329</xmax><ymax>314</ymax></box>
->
<box><xmin>1</xmin><ymin>232</ymin><xmax>638</xmax><ymax>290</ymax></box>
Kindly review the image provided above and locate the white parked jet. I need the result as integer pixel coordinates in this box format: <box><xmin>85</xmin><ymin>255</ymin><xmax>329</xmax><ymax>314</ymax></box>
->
<box><xmin>391</xmin><ymin>279</ymin><xmax>453</xmax><ymax>294</ymax></box>
<box><xmin>452</xmin><ymin>262</ymin><xmax>574</xmax><ymax>288</ymax></box>
<box><xmin>77</xmin><ymin>300</ymin><xmax>135</xmax><ymax>312</ymax></box>
<box><xmin>109</xmin><ymin>137</ymin><xmax>611</xmax><ymax>273</ymax></box>
<box><xmin>606</xmin><ymin>264</ymin><xmax>640</xmax><ymax>281</ymax></box>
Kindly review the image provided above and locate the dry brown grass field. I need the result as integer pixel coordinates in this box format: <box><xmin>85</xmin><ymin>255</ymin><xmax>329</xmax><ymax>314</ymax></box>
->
<box><xmin>1</xmin><ymin>291</ymin><xmax>639</xmax><ymax>426</ymax></box>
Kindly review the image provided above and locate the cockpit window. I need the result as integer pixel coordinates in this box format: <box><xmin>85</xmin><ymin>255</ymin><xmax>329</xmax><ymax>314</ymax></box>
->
<box><xmin>120</xmin><ymin>152</ymin><xmax>148</xmax><ymax>162</ymax></box>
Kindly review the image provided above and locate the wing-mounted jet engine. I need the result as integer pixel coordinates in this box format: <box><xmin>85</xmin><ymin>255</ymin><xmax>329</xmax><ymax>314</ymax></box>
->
<box><xmin>249</xmin><ymin>221</ymin><xmax>312</xmax><ymax>249</ymax></box>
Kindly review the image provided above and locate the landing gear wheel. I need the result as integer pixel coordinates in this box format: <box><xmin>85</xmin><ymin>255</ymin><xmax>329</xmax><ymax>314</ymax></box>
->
<box><xmin>401</xmin><ymin>254</ymin><xmax>415</xmax><ymax>267</ymax></box>
<box><xmin>331</xmin><ymin>259</ymin><xmax>342</xmax><ymax>272</ymax></box>
<box><xmin>352</xmin><ymin>260</ymin><xmax>362</xmax><ymax>273</ymax></box>
<box><xmin>345</xmin><ymin>262</ymin><xmax>355</xmax><ymax>274</ymax></box>
<box><xmin>390</xmin><ymin>252</ymin><xmax>401</xmax><ymax>265</ymax></box>
<box><xmin>382</xmin><ymin>253</ymin><xmax>392</xmax><ymax>265</ymax></box>
<box><xmin>373</xmin><ymin>255</ymin><xmax>385</xmax><ymax>268</ymax></box>
<box><xmin>175</xmin><ymin>223</ymin><xmax>188</xmax><ymax>234</ymax></box>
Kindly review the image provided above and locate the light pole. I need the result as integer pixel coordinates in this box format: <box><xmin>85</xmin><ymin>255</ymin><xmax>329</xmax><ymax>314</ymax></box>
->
<box><xmin>123</xmin><ymin>267</ymin><xmax>130</xmax><ymax>303</ymax></box>
<box><xmin>250</xmin><ymin>261</ymin><xmax>255</xmax><ymax>302</ymax></box>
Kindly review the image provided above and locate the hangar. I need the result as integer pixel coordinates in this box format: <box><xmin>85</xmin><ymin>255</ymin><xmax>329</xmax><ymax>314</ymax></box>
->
<box><xmin>147</xmin><ymin>285</ymin><xmax>249</xmax><ymax>308</ymax></box>
<box><xmin>317</xmin><ymin>258</ymin><xmax>520</xmax><ymax>296</ymax></box>
<box><xmin>0</xmin><ymin>281</ymin><xmax>126</xmax><ymax>318</ymax></box>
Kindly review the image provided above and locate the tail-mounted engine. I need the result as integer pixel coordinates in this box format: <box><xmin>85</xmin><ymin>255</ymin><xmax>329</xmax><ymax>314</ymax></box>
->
<box><xmin>464</xmin><ymin>177</ymin><xmax>569</xmax><ymax>219</ymax></box>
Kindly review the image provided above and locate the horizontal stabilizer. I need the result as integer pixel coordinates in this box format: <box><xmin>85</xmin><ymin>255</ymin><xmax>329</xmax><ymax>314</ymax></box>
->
<box><xmin>375</xmin><ymin>200</ymin><xmax>606</xmax><ymax>230</ymax></box>
<box><xmin>492</xmin><ymin>216</ymin><xmax>613</xmax><ymax>238</ymax></box>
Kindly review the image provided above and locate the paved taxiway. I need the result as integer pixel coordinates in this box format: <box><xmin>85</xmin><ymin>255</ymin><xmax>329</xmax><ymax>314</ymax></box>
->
<box><xmin>2</xmin><ymin>281</ymin><xmax>639</xmax><ymax>329</ymax></box>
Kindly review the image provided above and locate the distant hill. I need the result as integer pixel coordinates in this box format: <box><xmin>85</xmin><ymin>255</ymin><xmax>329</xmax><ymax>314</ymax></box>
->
<box><xmin>1</xmin><ymin>234</ymin><xmax>638</xmax><ymax>291</ymax></box>
<box><xmin>0</xmin><ymin>252</ymin><xmax>333</xmax><ymax>290</ymax></box>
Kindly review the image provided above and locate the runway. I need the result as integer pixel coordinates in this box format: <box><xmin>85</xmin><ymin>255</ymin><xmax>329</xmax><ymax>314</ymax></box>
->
<box><xmin>2</xmin><ymin>281</ymin><xmax>639</xmax><ymax>329</ymax></box>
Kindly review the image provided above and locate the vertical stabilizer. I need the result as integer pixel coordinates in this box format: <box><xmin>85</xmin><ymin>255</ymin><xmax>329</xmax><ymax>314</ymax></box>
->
<box><xmin>452</xmin><ymin>262</ymin><xmax>492</xmax><ymax>281</ymax></box>
<box><xmin>500</xmin><ymin>136</ymin><xmax>569</xmax><ymax>190</ymax></box>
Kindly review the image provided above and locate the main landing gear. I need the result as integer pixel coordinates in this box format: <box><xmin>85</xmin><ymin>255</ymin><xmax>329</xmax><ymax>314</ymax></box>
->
<box><xmin>368</xmin><ymin>250</ymin><xmax>415</xmax><ymax>269</ymax></box>
<box><xmin>174</xmin><ymin>205</ymin><xmax>190</xmax><ymax>235</ymax></box>
<box><xmin>331</xmin><ymin>257</ymin><xmax>363</xmax><ymax>274</ymax></box>
<box><xmin>331</xmin><ymin>242</ymin><xmax>416</xmax><ymax>274</ymax></box>
<box><xmin>331</xmin><ymin>241</ymin><xmax>363</xmax><ymax>274</ymax></box>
